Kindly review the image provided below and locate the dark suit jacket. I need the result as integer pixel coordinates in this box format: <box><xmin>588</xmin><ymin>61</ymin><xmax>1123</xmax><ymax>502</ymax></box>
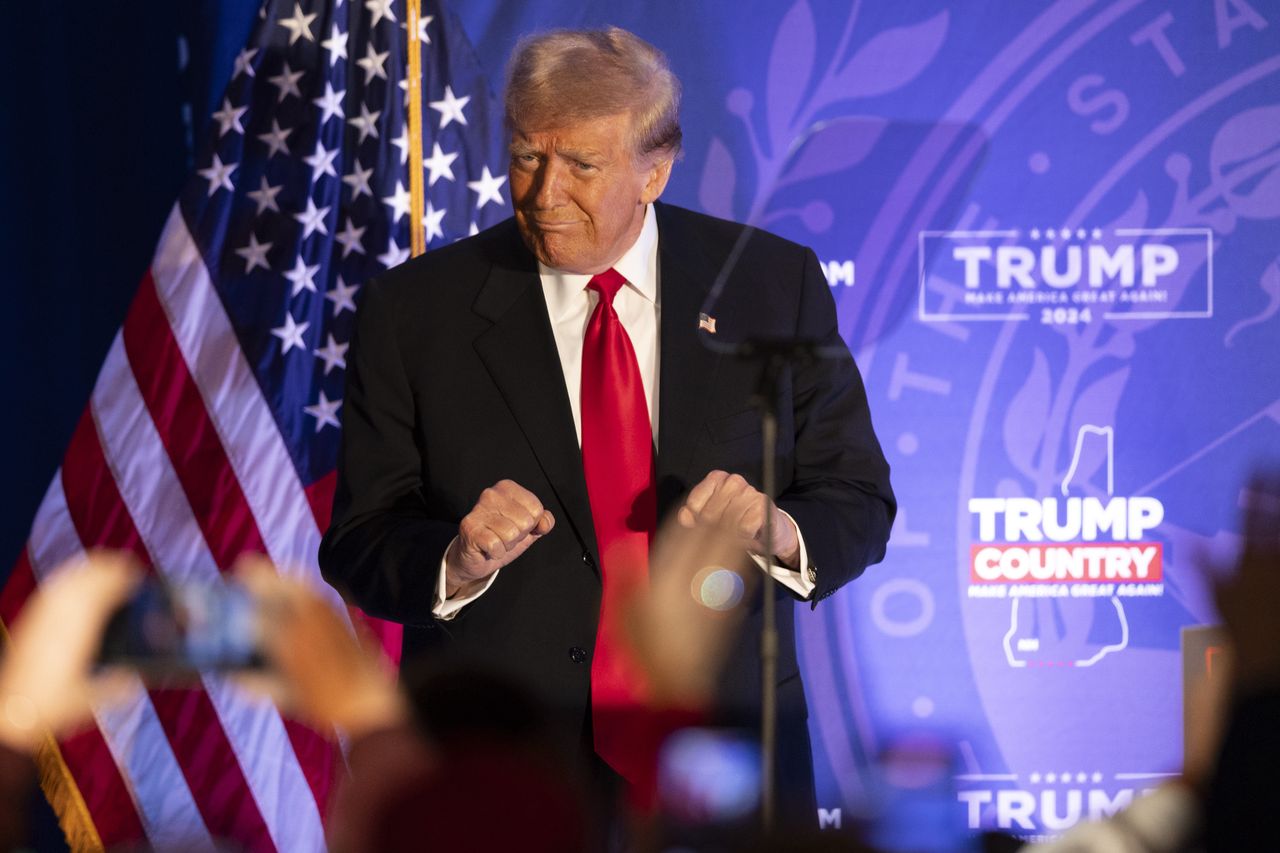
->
<box><xmin>319</xmin><ymin>202</ymin><xmax>895</xmax><ymax>748</ymax></box>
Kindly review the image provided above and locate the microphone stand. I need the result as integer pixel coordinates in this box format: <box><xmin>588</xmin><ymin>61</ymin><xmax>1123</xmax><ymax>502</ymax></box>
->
<box><xmin>695</xmin><ymin>118</ymin><xmax>876</xmax><ymax>835</ymax></box>
<box><xmin>708</xmin><ymin>336</ymin><xmax>826</xmax><ymax>833</ymax></box>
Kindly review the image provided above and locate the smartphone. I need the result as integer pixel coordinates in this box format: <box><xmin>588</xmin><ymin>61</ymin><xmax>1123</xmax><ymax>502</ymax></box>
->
<box><xmin>99</xmin><ymin>577</ymin><xmax>264</xmax><ymax>674</ymax></box>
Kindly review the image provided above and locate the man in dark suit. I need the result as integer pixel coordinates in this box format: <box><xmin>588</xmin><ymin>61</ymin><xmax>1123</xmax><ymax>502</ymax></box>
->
<box><xmin>319</xmin><ymin>27</ymin><xmax>894</xmax><ymax>823</ymax></box>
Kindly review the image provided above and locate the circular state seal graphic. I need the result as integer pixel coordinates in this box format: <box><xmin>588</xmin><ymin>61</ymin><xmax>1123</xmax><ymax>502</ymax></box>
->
<box><xmin>688</xmin><ymin>0</ymin><xmax>1280</xmax><ymax>839</ymax></box>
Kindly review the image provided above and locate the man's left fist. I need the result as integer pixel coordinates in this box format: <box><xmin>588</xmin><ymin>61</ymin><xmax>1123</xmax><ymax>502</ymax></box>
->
<box><xmin>676</xmin><ymin>470</ymin><xmax>800</xmax><ymax>569</ymax></box>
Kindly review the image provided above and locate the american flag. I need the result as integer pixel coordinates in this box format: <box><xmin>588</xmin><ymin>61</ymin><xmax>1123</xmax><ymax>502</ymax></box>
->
<box><xmin>0</xmin><ymin>0</ymin><xmax>507</xmax><ymax>848</ymax></box>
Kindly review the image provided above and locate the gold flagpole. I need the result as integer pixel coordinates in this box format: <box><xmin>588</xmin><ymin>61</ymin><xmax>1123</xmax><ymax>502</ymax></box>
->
<box><xmin>406</xmin><ymin>0</ymin><xmax>427</xmax><ymax>257</ymax></box>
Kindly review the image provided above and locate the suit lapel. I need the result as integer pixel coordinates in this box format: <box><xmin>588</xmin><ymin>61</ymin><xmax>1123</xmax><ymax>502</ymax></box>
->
<box><xmin>471</xmin><ymin>247</ymin><xmax>599</xmax><ymax>561</ymax></box>
<box><xmin>469</xmin><ymin>205</ymin><xmax>730</xmax><ymax>550</ymax></box>
<box><xmin>655</xmin><ymin>204</ymin><xmax>726</xmax><ymax>515</ymax></box>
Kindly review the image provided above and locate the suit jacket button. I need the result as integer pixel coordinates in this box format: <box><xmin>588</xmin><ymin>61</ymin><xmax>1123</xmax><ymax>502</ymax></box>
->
<box><xmin>569</xmin><ymin>646</ymin><xmax>587</xmax><ymax>664</ymax></box>
<box><xmin>581</xmin><ymin>552</ymin><xmax>595</xmax><ymax>568</ymax></box>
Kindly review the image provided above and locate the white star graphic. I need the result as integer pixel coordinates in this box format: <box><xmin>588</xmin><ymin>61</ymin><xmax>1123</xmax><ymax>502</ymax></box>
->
<box><xmin>235</xmin><ymin>232</ymin><xmax>272</xmax><ymax>273</ymax></box>
<box><xmin>271</xmin><ymin>312</ymin><xmax>310</xmax><ymax>354</ymax></box>
<box><xmin>403</xmin><ymin>14</ymin><xmax>433</xmax><ymax>44</ymax></box>
<box><xmin>293</xmin><ymin>197</ymin><xmax>331</xmax><ymax>239</ymax></box>
<box><xmin>356</xmin><ymin>43</ymin><xmax>389</xmax><ymax>83</ymax></box>
<box><xmin>325</xmin><ymin>276</ymin><xmax>360</xmax><ymax>316</ymax></box>
<box><xmin>377</xmin><ymin>237</ymin><xmax>410</xmax><ymax>269</ymax></box>
<box><xmin>304</xmin><ymin>141</ymin><xmax>339</xmax><ymax>179</ymax></box>
<box><xmin>382</xmin><ymin>181</ymin><xmax>412</xmax><ymax>223</ymax></box>
<box><xmin>313</xmin><ymin>81</ymin><xmax>345</xmax><ymax>125</ymax></box>
<box><xmin>313</xmin><ymin>334</ymin><xmax>349</xmax><ymax>374</ymax></box>
<box><xmin>397</xmin><ymin>78</ymin><xmax>411</xmax><ymax>108</ymax></box>
<box><xmin>468</xmin><ymin>221</ymin><xmax>480</xmax><ymax>236</ymax></box>
<box><xmin>247</xmin><ymin>176</ymin><xmax>283</xmax><ymax>214</ymax></box>
<box><xmin>423</xmin><ymin>142</ymin><xmax>457</xmax><ymax>185</ymax></box>
<box><xmin>429</xmin><ymin>85</ymin><xmax>470</xmax><ymax>129</ymax></box>
<box><xmin>278</xmin><ymin>2</ymin><xmax>317</xmax><ymax>44</ymax></box>
<box><xmin>321</xmin><ymin>24</ymin><xmax>348</xmax><ymax>65</ymax></box>
<box><xmin>197</xmin><ymin>154</ymin><xmax>237</xmax><ymax>196</ymax></box>
<box><xmin>348</xmin><ymin>103</ymin><xmax>381</xmax><ymax>144</ymax></box>
<box><xmin>390</xmin><ymin>126</ymin><xmax>409</xmax><ymax>164</ymax></box>
<box><xmin>211</xmin><ymin>98</ymin><xmax>247</xmax><ymax>137</ymax></box>
<box><xmin>257</xmin><ymin>119</ymin><xmax>292</xmax><ymax>158</ymax></box>
<box><xmin>303</xmin><ymin>391</ymin><xmax>342</xmax><ymax>432</ymax></box>
<box><xmin>283</xmin><ymin>256</ymin><xmax>322</xmax><ymax>295</ymax></box>
<box><xmin>422</xmin><ymin>200</ymin><xmax>447</xmax><ymax>243</ymax></box>
<box><xmin>334</xmin><ymin>219</ymin><xmax>366</xmax><ymax>258</ymax></box>
<box><xmin>268</xmin><ymin>63</ymin><xmax>305</xmax><ymax>102</ymax></box>
<box><xmin>467</xmin><ymin>166</ymin><xmax>507</xmax><ymax>210</ymax></box>
<box><xmin>342</xmin><ymin>159</ymin><xmax>374</xmax><ymax>199</ymax></box>
<box><xmin>233</xmin><ymin>47</ymin><xmax>257</xmax><ymax>78</ymax></box>
<box><xmin>365</xmin><ymin>0</ymin><xmax>396</xmax><ymax>28</ymax></box>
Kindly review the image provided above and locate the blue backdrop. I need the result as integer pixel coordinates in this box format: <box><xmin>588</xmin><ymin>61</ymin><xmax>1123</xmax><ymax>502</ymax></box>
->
<box><xmin>5</xmin><ymin>0</ymin><xmax>1278</xmax><ymax>844</ymax></box>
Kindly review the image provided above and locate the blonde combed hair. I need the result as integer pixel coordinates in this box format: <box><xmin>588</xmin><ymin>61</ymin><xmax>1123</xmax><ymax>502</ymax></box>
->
<box><xmin>504</xmin><ymin>27</ymin><xmax>682</xmax><ymax>163</ymax></box>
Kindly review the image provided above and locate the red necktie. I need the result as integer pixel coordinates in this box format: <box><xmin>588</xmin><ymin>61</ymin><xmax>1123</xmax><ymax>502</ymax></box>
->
<box><xmin>581</xmin><ymin>268</ymin><xmax>656</xmax><ymax>786</ymax></box>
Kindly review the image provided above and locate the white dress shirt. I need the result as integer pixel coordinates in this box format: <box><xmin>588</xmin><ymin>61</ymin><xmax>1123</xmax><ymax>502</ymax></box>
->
<box><xmin>433</xmin><ymin>205</ymin><xmax>814</xmax><ymax>618</ymax></box>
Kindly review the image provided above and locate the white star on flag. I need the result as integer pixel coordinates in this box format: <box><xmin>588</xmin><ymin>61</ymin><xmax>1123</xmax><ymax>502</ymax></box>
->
<box><xmin>467</xmin><ymin>166</ymin><xmax>507</xmax><ymax>210</ymax></box>
<box><xmin>325</xmin><ymin>277</ymin><xmax>360</xmax><ymax>317</ymax></box>
<box><xmin>304</xmin><ymin>391</ymin><xmax>342</xmax><ymax>432</ymax></box>
<box><xmin>334</xmin><ymin>219</ymin><xmax>366</xmax><ymax>257</ymax></box>
<box><xmin>390</xmin><ymin>127</ymin><xmax>410</xmax><ymax>164</ymax></box>
<box><xmin>257</xmin><ymin>119</ymin><xmax>293</xmax><ymax>158</ymax></box>
<box><xmin>430</xmin><ymin>85</ymin><xmax>470</xmax><ymax>129</ymax></box>
<box><xmin>313</xmin><ymin>82</ymin><xmax>345</xmax><ymax>124</ymax></box>
<box><xmin>313</xmin><ymin>334</ymin><xmax>349</xmax><ymax>374</ymax></box>
<box><xmin>342</xmin><ymin>160</ymin><xmax>374</xmax><ymax>199</ymax></box>
<box><xmin>247</xmin><ymin>176</ymin><xmax>283</xmax><ymax>214</ymax></box>
<box><xmin>403</xmin><ymin>14</ymin><xmax>433</xmax><ymax>44</ymax></box>
<box><xmin>304</xmin><ymin>141</ymin><xmax>339</xmax><ymax>179</ymax></box>
<box><xmin>357</xmin><ymin>44</ymin><xmax>389</xmax><ymax>83</ymax></box>
<box><xmin>268</xmin><ymin>62</ymin><xmax>305</xmax><ymax>102</ymax></box>
<box><xmin>423</xmin><ymin>201</ymin><xmax>447</xmax><ymax>242</ymax></box>
<box><xmin>235</xmin><ymin>233</ymin><xmax>273</xmax><ymax>273</ymax></box>
<box><xmin>283</xmin><ymin>257</ymin><xmax>322</xmax><ymax>296</ymax></box>
<box><xmin>348</xmin><ymin>104</ymin><xmax>381</xmax><ymax>143</ymax></box>
<box><xmin>377</xmin><ymin>237</ymin><xmax>410</xmax><ymax>269</ymax></box>
<box><xmin>365</xmin><ymin>0</ymin><xmax>396</xmax><ymax>28</ymax></box>
<box><xmin>382</xmin><ymin>181</ymin><xmax>412</xmax><ymax>223</ymax></box>
<box><xmin>322</xmin><ymin>24</ymin><xmax>348</xmax><ymax>65</ymax></box>
<box><xmin>271</xmin><ymin>312</ymin><xmax>310</xmax><ymax>353</ymax></box>
<box><xmin>233</xmin><ymin>47</ymin><xmax>257</xmax><ymax>77</ymax></box>
<box><xmin>423</xmin><ymin>142</ymin><xmax>457</xmax><ymax>185</ymax></box>
<box><xmin>198</xmin><ymin>154</ymin><xmax>237</xmax><ymax>196</ymax></box>
<box><xmin>278</xmin><ymin>3</ymin><xmax>318</xmax><ymax>45</ymax></box>
<box><xmin>293</xmin><ymin>197</ymin><xmax>331</xmax><ymax>239</ymax></box>
<box><xmin>211</xmin><ymin>98</ymin><xmax>248</xmax><ymax>137</ymax></box>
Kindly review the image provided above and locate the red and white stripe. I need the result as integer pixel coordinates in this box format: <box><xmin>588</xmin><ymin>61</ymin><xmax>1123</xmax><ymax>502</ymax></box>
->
<box><xmin>5</xmin><ymin>204</ymin><xmax>344</xmax><ymax>851</ymax></box>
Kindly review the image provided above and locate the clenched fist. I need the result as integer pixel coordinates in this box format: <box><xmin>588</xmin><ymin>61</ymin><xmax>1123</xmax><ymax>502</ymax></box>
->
<box><xmin>677</xmin><ymin>470</ymin><xmax>800</xmax><ymax>569</ymax></box>
<box><xmin>444</xmin><ymin>479</ymin><xmax>555</xmax><ymax>596</ymax></box>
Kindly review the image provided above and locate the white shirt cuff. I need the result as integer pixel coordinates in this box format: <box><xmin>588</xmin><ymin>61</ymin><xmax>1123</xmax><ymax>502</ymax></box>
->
<box><xmin>431</xmin><ymin>538</ymin><xmax>501</xmax><ymax>620</ymax></box>
<box><xmin>749</xmin><ymin>509</ymin><xmax>815</xmax><ymax>599</ymax></box>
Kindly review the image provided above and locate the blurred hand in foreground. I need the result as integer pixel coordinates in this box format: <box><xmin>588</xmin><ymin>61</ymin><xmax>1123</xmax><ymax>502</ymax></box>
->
<box><xmin>236</xmin><ymin>556</ymin><xmax>405</xmax><ymax>737</ymax></box>
<box><xmin>1212</xmin><ymin>472</ymin><xmax>1280</xmax><ymax>696</ymax></box>
<box><xmin>627</xmin><ymin>515</ymin><xmax>756</xmax><ymax>710</ymax></box>
<box><xmin>0</xmin><ymin>552</ymin><xmax>142</xmax><ymax>752</ymax></box>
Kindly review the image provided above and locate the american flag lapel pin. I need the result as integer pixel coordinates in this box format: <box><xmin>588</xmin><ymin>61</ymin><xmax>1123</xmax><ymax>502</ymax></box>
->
<box><xmin>698</xmin><ymin>312</ymin><xmax>717</xmax><ymax>334</ymax></box>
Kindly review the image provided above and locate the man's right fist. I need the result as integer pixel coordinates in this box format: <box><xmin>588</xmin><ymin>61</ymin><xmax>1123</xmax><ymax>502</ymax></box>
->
<box><xmin>444</xmin><ymin>479</ymin><xmax>555</xmax><ymax>597</ymax></box>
